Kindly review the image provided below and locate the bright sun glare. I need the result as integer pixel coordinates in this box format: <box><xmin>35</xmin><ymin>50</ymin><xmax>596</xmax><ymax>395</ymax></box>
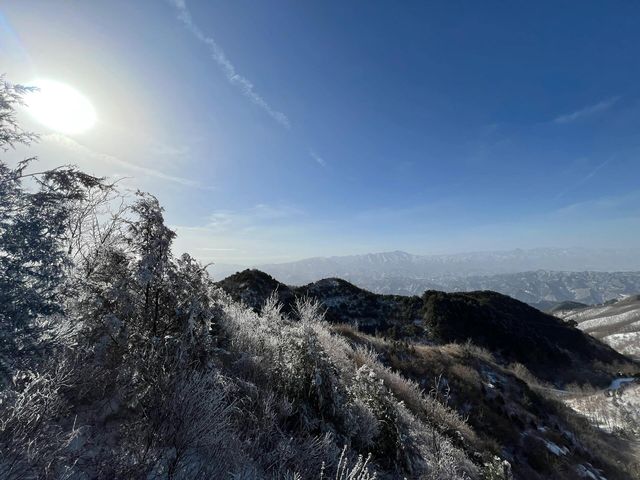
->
<box><xmin>25</xmin><ymin>79</ymin><xmax>97</xmax><ymax>135</ymax></box>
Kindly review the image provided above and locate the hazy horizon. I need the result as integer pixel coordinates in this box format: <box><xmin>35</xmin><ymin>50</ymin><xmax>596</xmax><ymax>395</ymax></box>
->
<box><xmin>207</xmin><ymin>245</ymin><xmax>640</xmax><ymax>278</ymax></box>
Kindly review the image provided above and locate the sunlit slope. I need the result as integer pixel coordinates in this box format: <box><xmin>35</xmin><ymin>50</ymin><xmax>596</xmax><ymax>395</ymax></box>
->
<box><xmin>555</xmin><ymin>295</ymin><xmax>640</xmax><ymax>357</ymax></box>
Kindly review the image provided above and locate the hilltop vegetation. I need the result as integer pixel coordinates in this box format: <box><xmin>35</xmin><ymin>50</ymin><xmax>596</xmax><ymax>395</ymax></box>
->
<box><xmin>217</xmin><ymin>269</ymin><xmax>424</xmax><ymax>334</ymax></box>
<box><xmin>219</xmin><ymin>270</ymin><xmax>629</xmax><ymax>386</ymax></box>
<box><xmin>1</xmin><ymin>79</ymin><xmax>639</xmax><ymax>479</ymax></box>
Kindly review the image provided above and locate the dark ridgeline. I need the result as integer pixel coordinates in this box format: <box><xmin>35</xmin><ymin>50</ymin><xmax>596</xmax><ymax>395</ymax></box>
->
<box><xmin>219</xmin><ymin>269</ymin><xmax>628</xmax><ymax>385</ymax></box>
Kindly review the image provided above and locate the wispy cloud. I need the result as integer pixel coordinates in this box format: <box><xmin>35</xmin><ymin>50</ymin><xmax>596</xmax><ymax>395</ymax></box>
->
<box><xmin>204</xmin><ymin>203</ymin><xmax>304</xmax><ymax>232</ymax></box>
<box><xmin>553</xmin><ymin>97</ymin><xmax>619</xmax><ymax>124</ymax></box>
<box><xmin>150</xmin><ymin>142</ymin><xmax>190</xmax><ymax>157</ymax></box>
<box><xmin>171</xmin><ymin>203</ymin><xmax>312</xmax><ymax>264</ymax></box>
<box><xmin>42</xmin><ymin>133</ymin><xmax>204</xmax><ymax>188</ymax></box>
<box><xmin>309</xmin><ymin>150</ymin><xmax>327</xmax><ymax>167</ymax></box>
<box><xmin>554</xmin><ymin>158</ymin><xmax>612</xmax><ymax>200</ymax></box>
<box><xmin>167</xmin><ymin>0</ymin><xmax>290</xmax><ymax>129</ymax></box>
<box><xmin>551</xmin><ymin>189</ymin><xmax>640</xmax><ymax>218</ymax></box>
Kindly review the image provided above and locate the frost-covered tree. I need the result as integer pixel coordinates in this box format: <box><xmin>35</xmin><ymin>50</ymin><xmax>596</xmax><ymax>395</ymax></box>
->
<box><xmin>0</xmin><ymin>78</ymin><xmax>107</xmax><ymax>377</ymax></box>
<box><xmin>127</xmin><ymin>192</ymin><xmax>176</xmax><ymax>337</ymax></box>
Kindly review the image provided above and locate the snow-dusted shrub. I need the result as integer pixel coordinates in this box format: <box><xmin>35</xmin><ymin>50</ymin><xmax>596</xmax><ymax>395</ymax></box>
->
<box><xmin>0</xmin><ymin>358</ymin><xmax>77</xmax><ymax>479</ymax></box>
<box><xmin>221</xmin><ymin>296</ymin><xmax>381</xmax><ymax>452</ymax></box>
<box><xmin>220</xmin><ymin>296</ymin><xmax>349</xmax><ymax>422</ymax></box>
<box><xmin>217</xmin><ymin>293</ymin><xmax>481</xmax><ymax>478</ymax></box>
<box><xmin>140</xmin><ymin>369</ymin><xmax>237</xmax><ymax>479</ymax></box>
<box><xmin>352</xmin><ymin>347</ymin><xmax>474</xmax><ymax>443</ymax></box>
<box><xmin>482</xmin><ymin>456</ymin><xmax>512</xmax><ymax>480</ymax></box>
<box><xmin>322</xmin><ymin>445</ymin><xmax>377</xmax><ymax>480</ymax></box>
<box><xmin>347</xmin><ymin>365</ymin><xmax>403</xmax><ymax>466</ymax></box>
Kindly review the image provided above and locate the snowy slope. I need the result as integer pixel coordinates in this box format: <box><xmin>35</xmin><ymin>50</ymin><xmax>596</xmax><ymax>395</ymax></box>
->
<box><xmin>555</xmin><ymin>295</ymin><xmax>640</xmax><ymax>357</ymax></box>
<box><xmin>566</xmin><ymin>381</ymin><xmax>640</xmax><ymax>436</ymax></box>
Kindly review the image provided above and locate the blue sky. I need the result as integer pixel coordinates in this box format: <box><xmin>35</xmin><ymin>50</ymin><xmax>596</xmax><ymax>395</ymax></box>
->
<box><xmin>2</xmin><ymin>1</ymin><xmax>640</xmax><ymax>264</ymax></box>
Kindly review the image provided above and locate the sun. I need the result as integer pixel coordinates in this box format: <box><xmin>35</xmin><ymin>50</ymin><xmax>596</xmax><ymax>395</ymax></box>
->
<box><xmin>25</xmin><ymin>79</ymin><xmax>97</xmax><ymax>135</ymax></box>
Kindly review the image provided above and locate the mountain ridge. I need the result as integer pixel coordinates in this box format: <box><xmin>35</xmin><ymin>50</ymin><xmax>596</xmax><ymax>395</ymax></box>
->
<box><xmin>208</xmin><ymin>248</ymin><xmax>640</xmax><ymax>308</ymax></box>
<box><xmin>258</xmin><ymin>247</ymin><xmax>640</xmax><ymax>282</ymax></box>
<box><xmin>217</xmin><ymin>269</ymin><xmax>633</xmax><ymax>386</ymax></box>
<box><xmin>215</xmin><ymin>269</ymin><xmax>640</xmax><ymax>479</ymax></box>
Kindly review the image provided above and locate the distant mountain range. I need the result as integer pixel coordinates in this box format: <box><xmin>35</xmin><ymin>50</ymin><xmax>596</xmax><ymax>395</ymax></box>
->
<box><xmin>208</xmin><ymin>248</ymin><xmax>640</xmax><ymax>308</ymax></box>
<box><xmin>366</xmin><ymin>271</ymin><xmax>640</xmax><ymax>310</ymax></box>
<box><xmin>257</xmin><ymin>248</ymin><xmax>640</xmax><ymax>281</ymax></box>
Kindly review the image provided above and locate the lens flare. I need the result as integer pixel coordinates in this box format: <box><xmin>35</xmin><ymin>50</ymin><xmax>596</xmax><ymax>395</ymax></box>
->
<box><xmin>25</xmin><ymin>79</ymin><xmax>96</xmax><ymax>135</ymax></box>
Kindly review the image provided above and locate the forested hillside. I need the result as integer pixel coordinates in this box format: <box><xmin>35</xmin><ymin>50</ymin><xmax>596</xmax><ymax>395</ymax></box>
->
<box><xmin>1</xmin><ymin>79</ymin><xmax>639</xmax><ymax>479</ymax></box>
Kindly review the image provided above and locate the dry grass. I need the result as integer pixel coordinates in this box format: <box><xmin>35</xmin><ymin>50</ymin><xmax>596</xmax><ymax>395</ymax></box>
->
<box><xmin>505</xmin><ymin>362</ymin><xmax>555</xmax><ymax>391</ymax></box>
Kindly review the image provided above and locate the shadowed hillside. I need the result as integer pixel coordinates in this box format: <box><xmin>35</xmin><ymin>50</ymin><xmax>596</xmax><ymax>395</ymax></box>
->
<box><xmin>421</xmin><ymin>290</ymin><xmax>626</xmax><ymax>385</ymax></box>
<box><xmin>218</xmin><ymin>270</ymin><xmax>631</xmax><ymax>386</ymax></box>
<box><xmin>217</xmin><ymin>269</ymin><xmax>425</xmax><ymax>334</ymax></box>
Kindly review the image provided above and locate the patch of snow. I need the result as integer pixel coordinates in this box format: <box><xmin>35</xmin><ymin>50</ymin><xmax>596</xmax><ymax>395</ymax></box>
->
<box><xmin>543</xmin><ymin>439</ymin><xmax>569</xmax><ymax>456</ymax></box>
<box><xmin>609</xmin><ymin>377</ymin><xmax>636</xmax><ymax>390</ymax></box>
<box><xmin>578</xmin><ymin>309</ymin><xmax>638</xmax><ymax>330</ymax></box>
<box><xmin>566</xmin><ymin>384</ymin><xmax>640</xmax><ymax>436</ymax></box>
<box><xmin>604</xmin><ymin>331</ymin><xmax>640</xmax><ymax>356</ymax></box>
<box><xmin>576</xmin><ymin>464</ymin><xmax>606</xmax><ymax>479</ymax></box>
